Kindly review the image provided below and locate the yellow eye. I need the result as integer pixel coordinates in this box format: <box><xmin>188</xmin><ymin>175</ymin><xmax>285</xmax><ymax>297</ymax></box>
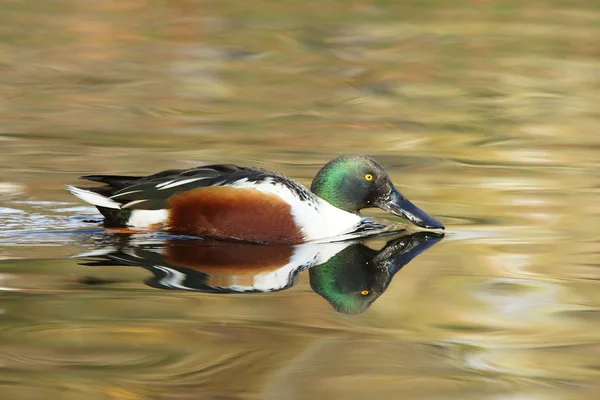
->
<box><xmin>364</xmin><ymin>174</ymin><xmax>373</xmax><ymax>181</ymax></box>
<box><xmin>360</xmin><ymin>290</ymin><xmax>369</xmax><ymax>296</ymax></box>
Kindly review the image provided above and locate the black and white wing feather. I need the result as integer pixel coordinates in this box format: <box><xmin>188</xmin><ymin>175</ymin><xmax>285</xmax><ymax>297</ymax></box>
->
<box><xmin>74</xmin><ymin>164</ymin><xmax>315</xmax><ymax>211</ymax></box>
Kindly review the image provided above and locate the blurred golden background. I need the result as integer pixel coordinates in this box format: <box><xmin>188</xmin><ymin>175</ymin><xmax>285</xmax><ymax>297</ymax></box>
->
<box><xmin>1</xmin><ymin>0</ymin><xmax>599</xmax><ymax>399</ymax></box>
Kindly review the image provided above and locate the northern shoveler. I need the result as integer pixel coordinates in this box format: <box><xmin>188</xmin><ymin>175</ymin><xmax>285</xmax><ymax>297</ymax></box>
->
<box><xmin>67</xmin><ymin>154</ymin><xmax>444</xmax><ymax>244</ymax></box>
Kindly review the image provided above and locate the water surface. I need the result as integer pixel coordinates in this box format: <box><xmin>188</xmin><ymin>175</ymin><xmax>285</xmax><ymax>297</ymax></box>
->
<box><xmin>1</xmin><ymin>1</ymin><xmax>600</xmax><ymax>399</ymax></box>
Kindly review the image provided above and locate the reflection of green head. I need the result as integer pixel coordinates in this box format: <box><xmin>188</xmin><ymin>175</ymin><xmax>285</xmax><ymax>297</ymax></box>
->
<box><xmin>309</xmin><ymin>232</ymin><xmax>444</xmax><ymax>315</ymax></box>
<box><xmin>309</xmin><ymin>243</ymin><xmax>384</xmax><ymax>315</ymax></box>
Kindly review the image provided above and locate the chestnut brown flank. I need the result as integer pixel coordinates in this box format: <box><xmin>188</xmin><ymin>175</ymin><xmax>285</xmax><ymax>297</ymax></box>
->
<box><xmin>167</xmin><ymin>186</ymin><xmax>304</xmax><ymax>244</ymax></box>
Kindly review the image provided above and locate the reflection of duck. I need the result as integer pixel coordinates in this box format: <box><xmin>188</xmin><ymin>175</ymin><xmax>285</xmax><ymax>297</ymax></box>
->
<box><xmin>67</xmin><ymin>154</ymin><xmax>444</xmax><ymax>244</ymax></box>
<box><xmin>81</xmin><ymin>237</ymin><xmax>352</xmax><ymax>293</ymax></box>
<box><xmin>79</xmin><ymin>231</ymin><xmax>442</xmax><ymax>314</ymax></box>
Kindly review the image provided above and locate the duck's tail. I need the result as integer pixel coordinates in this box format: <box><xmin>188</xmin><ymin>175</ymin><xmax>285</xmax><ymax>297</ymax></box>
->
<box><xmin>66</xmin><ymin>174</ymin><xmax>151</xmax><ymax>227</ymax></box>
<box><xmin>66</xmin><ymin>185</ymin><xmax>131</xmax><ymax>227</ymax></box>
<box><xmin>66</xmin><ymin>185</ymin><xmax>120</xmax><ymax>209</ymax></box>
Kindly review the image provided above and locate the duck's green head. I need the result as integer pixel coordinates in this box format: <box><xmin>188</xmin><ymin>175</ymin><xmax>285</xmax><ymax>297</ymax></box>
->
<box><xmin>310</xmin><ymin>154</ymin><xmax>444</xmax><ymax>230</ymax></box>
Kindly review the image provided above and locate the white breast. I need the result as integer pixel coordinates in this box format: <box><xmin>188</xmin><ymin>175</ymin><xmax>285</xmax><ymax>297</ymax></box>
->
<box><xmin>230</xmin><ymin>178</ymin><xmax>362</xmax><ymax>242</ymax></box>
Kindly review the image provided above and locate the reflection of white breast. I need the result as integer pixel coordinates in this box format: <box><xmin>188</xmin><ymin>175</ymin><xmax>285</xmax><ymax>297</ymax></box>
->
<box><xmin>249</xmin><ymin>241</ymin><xmax>354</xmax><ymax>291</ymax></box>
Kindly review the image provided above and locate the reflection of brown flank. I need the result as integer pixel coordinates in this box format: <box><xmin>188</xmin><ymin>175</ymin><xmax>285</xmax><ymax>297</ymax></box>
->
<box><xmin>167</xmin><ymin>186</ymin><xmax>304</xmax><ymax>244</ymax></box>
<box><xmin>165</xmin><ymin>240</ymin><xmax>295</xmax><ymax>277</ymax></box>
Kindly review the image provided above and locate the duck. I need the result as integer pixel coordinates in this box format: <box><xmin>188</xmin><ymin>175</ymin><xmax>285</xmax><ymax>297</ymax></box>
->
<box><xmin>67</xmin><ymin>154</ymin><xmax>444</xmax><ymax>244</ymax></box>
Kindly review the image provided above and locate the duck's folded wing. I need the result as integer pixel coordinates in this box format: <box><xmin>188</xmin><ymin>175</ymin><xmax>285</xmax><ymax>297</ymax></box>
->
<box><xmin>93</xmin><ymin>165</ymin><xmax>270</xmax><ymax>210</ymax></box>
